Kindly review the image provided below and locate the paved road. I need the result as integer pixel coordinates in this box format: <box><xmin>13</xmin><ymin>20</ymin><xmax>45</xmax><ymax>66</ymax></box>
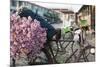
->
<box><xmin>11</xmin><ymin>23</ymin><xmax>95</xmax><ymax>65</ymax></box>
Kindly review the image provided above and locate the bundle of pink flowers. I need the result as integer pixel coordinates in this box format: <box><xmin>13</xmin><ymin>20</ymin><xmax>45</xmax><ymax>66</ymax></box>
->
<box><xmin>10</xmin><ymin>13</ymin><xmax>47</xmax><ymax>60</ymax></box>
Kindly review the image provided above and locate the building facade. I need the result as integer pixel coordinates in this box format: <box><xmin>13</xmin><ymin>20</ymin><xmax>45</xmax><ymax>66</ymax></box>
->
<box><xmin>77</xmin><ymin>5</ymin><xmax>95</xmax><ymax>32</ymax></box>
<box><xmin>10</xmin><ymin>0</ymin><xmax>61</xmax><ymax>24</ymax></box>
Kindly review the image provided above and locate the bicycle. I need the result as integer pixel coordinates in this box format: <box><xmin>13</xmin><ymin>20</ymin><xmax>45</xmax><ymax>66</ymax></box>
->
<box><xmin>19</xmin><ymin>27</ymin><xmax>95</xmax><ymax>65</ymax></box>
<box><xmin>68</xmin><ymin>26</ymin><xmax>95</xmax><ymax>63</ymax></box>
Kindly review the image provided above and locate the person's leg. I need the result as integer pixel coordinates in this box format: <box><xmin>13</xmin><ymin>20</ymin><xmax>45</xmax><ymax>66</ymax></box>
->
<box><xmin>41</xmin><ymin>42</ymin><xmax>54</xmax><ymax>64</ymax></box>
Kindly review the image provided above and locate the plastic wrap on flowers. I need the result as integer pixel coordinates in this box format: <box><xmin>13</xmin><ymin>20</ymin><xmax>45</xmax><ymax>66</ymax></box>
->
<box><xmin>10</xmin><ymin>13</ymin><xmax>47</xmax><ymax>60</ymax></box>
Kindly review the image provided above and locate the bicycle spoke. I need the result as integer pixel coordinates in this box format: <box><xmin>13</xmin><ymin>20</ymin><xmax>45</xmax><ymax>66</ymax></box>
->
<box><xmin>65</xmin><ymin>49</ymin><xmax>78</xmax><ymax>63</ymax></box>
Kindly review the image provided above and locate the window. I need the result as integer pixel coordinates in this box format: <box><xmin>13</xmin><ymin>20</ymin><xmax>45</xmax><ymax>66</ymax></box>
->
<box><xmin>11</xmin><ymin>0</ymin><xmax>17</xmax><ymax>7</ymax></box>
<box><xmin>19</xmin><ymin>1</ymin><xmax>23</xmax><ymax>7</ymax></box>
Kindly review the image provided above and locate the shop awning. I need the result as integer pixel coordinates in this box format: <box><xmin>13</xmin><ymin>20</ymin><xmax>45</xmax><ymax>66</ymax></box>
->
<box><xmin>20</xmin><ymin>0</ymin><xmax>95</xmax><ymax>12</ymax></box>
<box><xmin>29</xmin><ymin>1</ymin><xmax>83</xmax><ymax>12</ymax></box>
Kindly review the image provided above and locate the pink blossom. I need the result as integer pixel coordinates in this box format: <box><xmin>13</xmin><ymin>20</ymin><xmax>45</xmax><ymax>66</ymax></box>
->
<box><xmin>10</xmin><ymin>13</ymin><xmax>47</xmax><ymax>61</ymax></box>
